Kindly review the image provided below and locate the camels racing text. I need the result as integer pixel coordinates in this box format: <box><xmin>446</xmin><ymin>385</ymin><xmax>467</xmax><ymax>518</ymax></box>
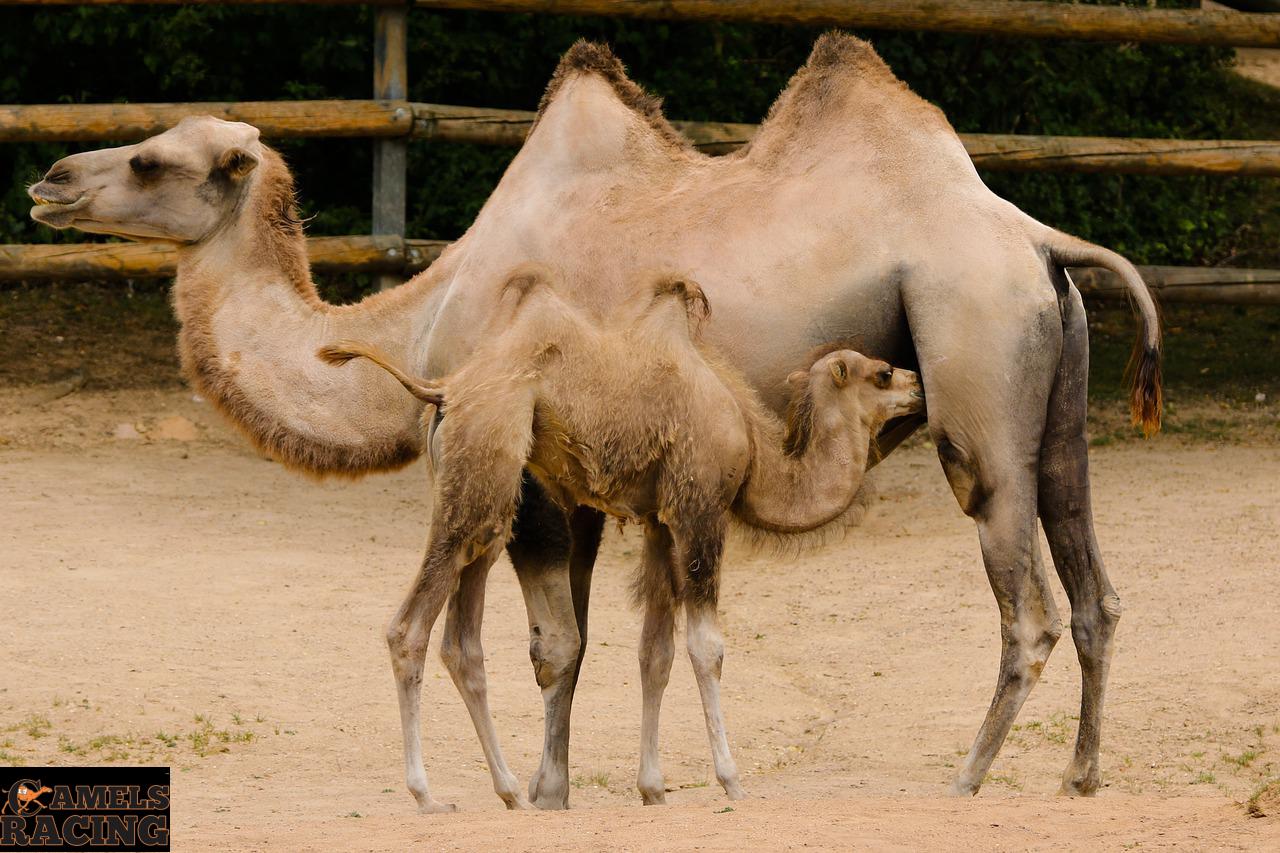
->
<box><xmin>1</xmin><ymin>768</ymin><xmax>170</xmax><ymax>852</ymax></box>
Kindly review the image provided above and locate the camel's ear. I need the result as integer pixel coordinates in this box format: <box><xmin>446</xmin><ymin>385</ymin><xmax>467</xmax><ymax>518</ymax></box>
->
<box><xmin>217</xmin><ymin>146</ymin><xmax>260</xmax><ymax>180</ymax></box>
<box><xmin>786</xmin><ymin>370</ymin><xmax>807</xmax><ymax>387</ymax></box>
<box><xmin>829</xmin><ymin>358</ymin><xmax>849</xmax><ymax>387</ymax></box>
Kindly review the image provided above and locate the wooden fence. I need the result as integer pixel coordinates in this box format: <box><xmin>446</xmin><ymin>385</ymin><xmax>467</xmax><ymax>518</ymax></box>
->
<box><xmin>3</xmin><ymin>0</ymin><xmax>1279</xmax><ymax>303</ymax></box>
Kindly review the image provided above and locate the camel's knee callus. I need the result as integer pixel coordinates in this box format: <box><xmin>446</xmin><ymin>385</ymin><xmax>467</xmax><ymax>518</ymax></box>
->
<box><xmin>937</xmin><ymin>437</ymin><xmax>984</xmax><ymax>516</ymax></box>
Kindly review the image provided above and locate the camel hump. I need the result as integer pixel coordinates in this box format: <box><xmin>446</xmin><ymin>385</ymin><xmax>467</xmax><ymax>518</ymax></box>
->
<box><xmin>650</xmin><ymin>275</ymin><xmax>710</xmax><ymax>323</ymax></box>
<box><xmin>535</xmin><ymin>39</ymin><xmax>692</xmax><ymax>155</ymax></box>
<box><xmin>751</xmin><ymin>30</ymin><xmax>958</xmax><ymax>164</ymax></box>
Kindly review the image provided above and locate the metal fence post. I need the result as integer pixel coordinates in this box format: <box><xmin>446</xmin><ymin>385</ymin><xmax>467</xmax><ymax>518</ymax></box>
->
<box><xmin>373</xmin><ymin>3</ymin><xmax>408</xmax><ymax>290</ymax></box>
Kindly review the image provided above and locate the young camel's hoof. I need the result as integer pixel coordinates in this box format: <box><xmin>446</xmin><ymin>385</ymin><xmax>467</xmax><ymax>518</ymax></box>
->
<box><xmin>501</xmin><ymin>795</ymin><xmax>536</xmax><ymax>811</ymax></box>
<box><xmin>639</xmin><ymin>790</ymin><xmax>667</xmax><ymax>806</ymax></box>
<box><xmin>416</xmin><ymin>799</ymin><xmax>458</xmax><ymax>815</ymax></box>
<box><xmin>723</xmin><ymin>783</ymin><xmax>748</xmax><ymax>801</ymax></box>
<box><xmin>638</xmin><ymin>771</ymin><xmax>667</xmax><ymax>805</ymax></box>
<box><xmin>947</xmin><ymin>779</ymin><xmax>981</xmax><ymax>797</ymax></box>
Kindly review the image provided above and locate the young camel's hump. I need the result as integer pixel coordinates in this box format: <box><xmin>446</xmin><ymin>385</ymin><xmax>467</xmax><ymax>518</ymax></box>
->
<box><xmin>447</xmin><ymin>285</ymin><xmax>751</xmax><ymax>523</ymax></box>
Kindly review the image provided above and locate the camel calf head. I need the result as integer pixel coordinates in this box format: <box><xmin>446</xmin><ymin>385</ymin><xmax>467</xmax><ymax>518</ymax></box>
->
<box><xmin>785</xmin><ymin>350</ymin><xmax>923</xmax><ymax>455</ymax></box>
<box><xmin>28</xmin><ymin>115</ymin><xmax>263</xmax><ymax>243</ymax></box>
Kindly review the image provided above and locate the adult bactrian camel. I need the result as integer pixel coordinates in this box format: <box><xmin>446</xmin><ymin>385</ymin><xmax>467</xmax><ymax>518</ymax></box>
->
<box><xmin>318</xmin><ymin>269</ymin><xmax>924</xmax><ymax>807</ymax></box>
<box><xmin>29</xmin><ymin>32</ymin><xmax>1160</xmax><ymax>810</ymax></box>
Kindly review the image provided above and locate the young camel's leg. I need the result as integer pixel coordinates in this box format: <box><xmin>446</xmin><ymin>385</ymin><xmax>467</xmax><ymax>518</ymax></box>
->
<box><xmin>389</xmin><ymin>400</ymin><xmax>532</xmax><ymax>814</ymax></box>
<box><xmin>1038</xmin><ymin>283</ymin><xmax>1121</xmax><ymax>796</ymax></box>
<box><xmin>439</xmin><ymin>550</ymin><xmax>531</xmax><ymax>810</ymax></box>
<box><xmin>508</xmin><ymin>480</ymin><xmax>606</xmax><ymax>810</ymax></box>
<box><xmin>674</xmin><ymin>521</ymin><xmax>746</xmax><ymax>801</ymax></box>
<box><xmin>907</xmin><ymin>276</ymin><xmax>1065</xmax><ymax>796</ymax></box>
<box><xmin>636</xmin><ymin>522</ymin><xmax>677</xmax><ymax>805</ymax></box>
<box><xmin>388</xmin><ymin>538</ymin><xmax>471</xmax><ymax>814</ymax></box>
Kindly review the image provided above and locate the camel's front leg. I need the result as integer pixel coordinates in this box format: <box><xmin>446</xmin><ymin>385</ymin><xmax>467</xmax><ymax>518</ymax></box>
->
<box><xmin>675</xmin><ymin>525</ymin><xmax>745</xmax><ymax>801</ymax></box>
<box><xmin>439</xmin><ymin>548</ymin><xmax>531</xmax><ymax>810</ymax></box>
<box><xmin>684</xmin><ymin>599</ymin><xmax>746</xmax><ymax>801</ymax></box>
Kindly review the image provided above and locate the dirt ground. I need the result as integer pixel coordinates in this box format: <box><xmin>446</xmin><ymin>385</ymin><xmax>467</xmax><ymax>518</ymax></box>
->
<box><xmin>0</xmin><ymin>385</ymin><xmax>1277</xmax><ymax>851</ymax></box>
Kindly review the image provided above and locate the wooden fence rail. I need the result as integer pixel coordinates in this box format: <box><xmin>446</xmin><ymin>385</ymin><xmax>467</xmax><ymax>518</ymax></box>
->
<box><xmin>8</xmin><ymin>101</ymin><xmax>1280</xmax><ymax>177</ymax></box>
<box><xmin>4</xmin><ymin>0</ymin><xmax>1279</xmax><ymax>48</ymax></box>
<box><xmin>2</xmin><ymin>239</ymin><xmax>1277</xmax><ymax>304</ymax></box>
<box><xmin>0</xmin><ymin>237</ymin><xmax>447</xmax><ymax>280</ymax></box>
<box><xmin>5</xmin><ymin>0</ymin><xmax>1280</xmax><ymax>300</ymax></box>
<box><xmin>410</xmin><ymin>1</ymin><xmax>1280</xmax><ymax>49</ymax></box>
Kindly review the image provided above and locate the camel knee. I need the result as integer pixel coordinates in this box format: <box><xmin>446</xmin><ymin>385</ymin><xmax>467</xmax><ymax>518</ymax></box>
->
<box><xmin>386</xmin><ymin>622</ymin><xmax>428</xmax><ymax>674</ymax></box>
<box><xmin>438</xmin><ymin>631</ymin><xmax>485</xmax><ymax>691</ymax></box>
<box><xmin>529</xmin><ymin>626</ymin><xmax>580</xmax><ymax>690</ymax></box>
<box><xmin>936</xmin><ymin>436</ymin><xmax>988</xmax><ymax>517</ymax></box>
<box><xmin>686</xmin><ymin>627</ymin><xmax>725</xmax><ymax>678</ymax></box>
<box><xmin>1006</xmin><ymin>616</ymin><xmax>1061</xmax><ymax>682</ymax></box>
<box><xmin>640</xmin><ymin>641</ymin><xmax>675</xmax><ymax>687</ymax></box>
<box><xmin>1070</xmin><ymin>593</ymin><xmax>1121</xmax><ymax>659</ymax></box>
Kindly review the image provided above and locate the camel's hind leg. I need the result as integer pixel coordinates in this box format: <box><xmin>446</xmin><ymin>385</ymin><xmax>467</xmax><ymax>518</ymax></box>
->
<box><xmin>387</xmin><ymin>539</ymin><xmax>468</xmax><ymax>814</ymax></box>
<box><xmin>906</xmin><ymin>274</ymin><xmax>1065</xmax><ymax>796</ymax></box>
<box><xmin>440</xmin><ymin>549</ymin><xmax>531</xmax><ymax>810</ymax></box>
<box><xmin>1038</xmin><ymin>284</ymin><xmax>1121</xmax><ymax>797</ymax></box>
<box><xmin>636</xmin><ymin>522</ymin><xmax>677</xmax><ymax>805</ymax></box>
<box><xmin>389</xmin><ymin>400</ymin><xmax>532</xmax><ymax>813</ymax></box>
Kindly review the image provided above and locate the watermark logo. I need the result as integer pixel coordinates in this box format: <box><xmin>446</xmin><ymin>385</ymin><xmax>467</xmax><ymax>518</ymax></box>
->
<box><xmin>2</xmin><ymin>783</ymin><xmax>51</xmax><ymax>818</ymax></box>
<box><xmin>0</xmin><ymin>768</ymin><xmax>169</xmax><ymax>852</ymax></box>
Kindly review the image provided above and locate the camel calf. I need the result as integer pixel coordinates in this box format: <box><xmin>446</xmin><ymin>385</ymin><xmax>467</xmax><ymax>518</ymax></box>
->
<box><xmin>320</xmin><ymin>267</ymin><xmax>922</xmax><ymax>810</ymax></box>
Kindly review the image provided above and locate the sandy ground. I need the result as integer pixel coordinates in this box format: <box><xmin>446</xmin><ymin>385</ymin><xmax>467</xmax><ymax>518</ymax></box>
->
<box><xmin>1</xmin><ymin>387</ymin><xmax>1278</xmax><ymax>850</ymax></box>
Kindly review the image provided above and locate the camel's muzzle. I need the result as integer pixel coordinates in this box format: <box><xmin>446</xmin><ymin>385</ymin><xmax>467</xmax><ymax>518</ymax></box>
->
<box><xmin>28</xmin><ymin>182</ymin><xmax>89</xmax><ymax>227</ymax></box>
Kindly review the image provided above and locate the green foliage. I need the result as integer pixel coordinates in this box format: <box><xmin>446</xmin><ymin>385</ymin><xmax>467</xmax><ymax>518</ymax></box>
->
<box><xmin>3</xmin><ymin>1</ymin><xmax>1277</xmax><ymax>278</ymax></box>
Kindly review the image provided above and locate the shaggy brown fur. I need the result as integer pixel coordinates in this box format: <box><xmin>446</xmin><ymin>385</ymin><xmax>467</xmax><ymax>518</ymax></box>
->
<box><xmin>322</xmin><ymin>266</ymin><xmax>921</xmax><ymax>802</ymax></box>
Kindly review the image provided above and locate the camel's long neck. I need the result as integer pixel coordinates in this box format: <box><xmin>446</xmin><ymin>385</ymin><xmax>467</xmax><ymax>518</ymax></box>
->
<box><xmin>171</xmin><ymin>157</ymin><xmax>447</xmax><ymax>477</ymax></box>
<box><xmin>733</xmin><ymin>406</ymin><xmax>873</xmax><ymax>534</ymax></box>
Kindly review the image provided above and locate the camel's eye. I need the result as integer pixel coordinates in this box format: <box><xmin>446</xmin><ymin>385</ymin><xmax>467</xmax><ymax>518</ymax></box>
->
<box><xmin>875</xmin><ymin>368</ymin><xmax>893</xmax><ymax>388</ymax></box>
<box><xmin>130</xmin><ymin>155</ymin><xmax>161</xmax><ymax>176</ymax></box>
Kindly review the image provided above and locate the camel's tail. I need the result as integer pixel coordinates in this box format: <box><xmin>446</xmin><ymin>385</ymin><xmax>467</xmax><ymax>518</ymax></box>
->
<box><xmin>1041</xmin><ymin>230</ymin><xmax>1163</xmax><ymax>436</ymax></box>
<box><xmin>317</xmin><ymin>340</ymin><xmax>444</xmax><ymax>407</ymax></box>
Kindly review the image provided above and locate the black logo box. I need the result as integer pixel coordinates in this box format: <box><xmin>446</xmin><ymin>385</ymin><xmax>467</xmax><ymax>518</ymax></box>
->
<box><xmin>1</xmin><ymin>766</ymin><xmax>169</xmax><ymax>852</ymax></box>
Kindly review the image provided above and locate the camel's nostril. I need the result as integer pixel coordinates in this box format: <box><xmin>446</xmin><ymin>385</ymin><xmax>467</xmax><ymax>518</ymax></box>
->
<box><xmin>44</xmin><ymin>168</ymin><xmax>72</xmax><ymax>185</ymax></box>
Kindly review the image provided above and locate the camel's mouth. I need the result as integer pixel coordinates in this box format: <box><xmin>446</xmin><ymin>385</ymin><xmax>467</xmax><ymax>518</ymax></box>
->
<box><xmin>28</xmin><ymin>192</ymin><xmax>89</xmax><ymax>227</ymax></box>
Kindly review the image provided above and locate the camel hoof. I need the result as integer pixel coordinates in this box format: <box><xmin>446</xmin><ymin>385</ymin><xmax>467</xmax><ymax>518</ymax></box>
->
<box><xmin>532</xmin><ymin>793</ymin><xmax>569</xmax><ymax>810</ymax></box>
<box><xmin>639</xmin><ymin>790</ymin><xmax>667</xmax><ymax>806</ymax></box>
<box><xmin>417</xmin><ymin>799</ymin><xmax>458</xmax><ymax>815</ymax></box>
<box><xmin>502</xmin><ymin>795</ymin><xmax>535</xmax><ymax>811</ymax></box>
<box><xmin>947</xmin><ymin>780</ymin><xmax>980</xmax><ymax>797</ymax></box>
<box><xmin>724</xmin><ymin>785</ymin><xmax>747</xmax><ymax>801</ymax></box>
<box><xmin>1058</xmin><ymin>779</ymin><xmax>1100</xmax><ymax>797</ymax></box>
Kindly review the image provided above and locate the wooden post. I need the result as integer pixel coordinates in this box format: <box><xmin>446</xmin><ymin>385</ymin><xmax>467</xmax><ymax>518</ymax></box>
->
<box><xmin>372</xmin><ymin>3</ymin><xmax>409</xmax><ymax>290</ymax></box>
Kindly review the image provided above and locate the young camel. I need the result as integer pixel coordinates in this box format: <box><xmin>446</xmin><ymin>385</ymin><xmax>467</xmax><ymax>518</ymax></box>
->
<box><xmin>319</xmin><ymin>267</ymin><xmax>923</xmax><ymax>809</ymax></box>
<box><xmin>29</xmin><ymin>32</ymin><xmax>1161</xmax><ymax>811</ymax></box>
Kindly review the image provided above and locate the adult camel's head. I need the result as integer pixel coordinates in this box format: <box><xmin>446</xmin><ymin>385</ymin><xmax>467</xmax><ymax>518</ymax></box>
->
<box><xmin>28</xmin><ymin>116</ymin><xmax>263</xmax><ymax>243</ymax></box>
